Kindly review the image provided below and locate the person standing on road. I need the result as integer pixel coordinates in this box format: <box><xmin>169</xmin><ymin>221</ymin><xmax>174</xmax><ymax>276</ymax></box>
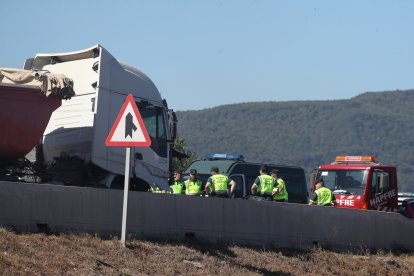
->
<box><xmin>205</xmin><ymin>166</ymin><xmax>236</xmax><ymax>198</ymax></box>
<box><xmin>271</xmin><ymin>169</ymin><xmax>288</xmax><ymax>202</ymax></box>
<box><xmin>170</xmin><ymin>170</ymin><xmax>185</xmax><ymax>194</ymax></box>
<box><xmin>251</xmin><ymin>165</ymin><xmax>274</xmax><ymax>201</ymax></box>
<box><xmin>309</xmin><ymin>179</ymin><xmax>337</xmax><ymax>206</ymax></box>
<box><xmin>184</xmin><ymin>169</ymin><xmax>203</xmax><ymax>196</ymax></box>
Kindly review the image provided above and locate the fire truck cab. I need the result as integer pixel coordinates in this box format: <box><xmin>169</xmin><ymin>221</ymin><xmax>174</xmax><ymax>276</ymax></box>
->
<box><xmin>311</xmin><ymin>156</ymin><xmax>398</xmax><ymax>212</ymax></box>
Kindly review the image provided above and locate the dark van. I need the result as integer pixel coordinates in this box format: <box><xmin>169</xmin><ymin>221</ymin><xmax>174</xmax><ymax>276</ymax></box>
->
<box><xmin>183</xmin><ymin>154</ymin><xmax>308</xmax><ymax>204</ymax></box>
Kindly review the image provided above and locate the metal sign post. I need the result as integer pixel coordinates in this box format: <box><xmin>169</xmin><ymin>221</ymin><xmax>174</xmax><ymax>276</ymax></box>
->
<box><xmin>105</xmin><ymin>94</ymin><xmax>151</xmax><ymax>247</ymax></box>
<box><xmin>120</xmin><ymin>147</ymin><xmax>131</xmax><ymax>247</ymax></box>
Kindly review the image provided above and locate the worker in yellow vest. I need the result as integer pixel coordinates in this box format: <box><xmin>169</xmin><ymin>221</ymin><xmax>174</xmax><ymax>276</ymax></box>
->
<box><xmin>205</xmin><ymin>166</ymin><xmax>236</xmax><ymax>198</ymax></box>
<box><xmin>170</xmin><ymin>170</ymin><xmax>185</xmax><ymax>194</ymax></box>
<box><xmin>309</xmin><ymin>179</ymin><xmax>337</xmax><ymax>206</ymax></box>
<box><xmin>271</xmin><ymin>169</ymin><xmax>288</xmax><ymax>202</ymax></box>
<box><xmin>251</xmin><ymin>165</ymin><xmax>274</xmax><ymax>201</ymax></box>
<box><xmin>184</xmin><ymin>169</ymin><xmax>203</xmax><ymax>196</ymax></box>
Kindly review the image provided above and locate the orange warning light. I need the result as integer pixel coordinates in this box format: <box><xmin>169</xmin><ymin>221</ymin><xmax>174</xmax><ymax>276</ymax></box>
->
<box><xmin>335</xmin><ymin>156</ymin><xmax>376</xmax><ymax>162</ymax></box>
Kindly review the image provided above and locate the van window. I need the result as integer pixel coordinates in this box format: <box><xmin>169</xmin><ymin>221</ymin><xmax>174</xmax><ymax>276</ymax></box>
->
<box><xmin>231</xmin><ymin>163</ymin><xmax>261</xmax><ymax>196</ymax></box>
<box><xmin>278</xmin><ymin>169</ymin><xmax>306</xmax><ymax>195</ymax></box>
<box><xmin>230</xmin><ymin>175</ymin><xmax>244</xmax><ymax>198</ymax></box>
<box><xmin>246</xmin><ymin>176</ymin><xmax>257</xmax><ymax>195</ymax></box>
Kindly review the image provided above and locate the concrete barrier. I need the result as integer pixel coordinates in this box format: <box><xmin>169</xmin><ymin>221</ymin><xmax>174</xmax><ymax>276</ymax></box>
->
<box><xmin>0</xmin><ymin>181</ymin><xmax>413</xmax><ymax>251</ymax></box>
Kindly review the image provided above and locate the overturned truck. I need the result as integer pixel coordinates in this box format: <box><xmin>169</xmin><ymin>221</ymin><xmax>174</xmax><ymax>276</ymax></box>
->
<box><xmin>0</xmin><ymin>45</ymin><xmax>177</xmax><ymax>191</ymax></box>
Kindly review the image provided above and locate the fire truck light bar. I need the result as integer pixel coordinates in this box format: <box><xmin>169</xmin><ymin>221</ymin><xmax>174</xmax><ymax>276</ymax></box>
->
<box><xmin>335</xmin><ymin>156</ymin><xmax>376</xmax><ymax>162</ymax></box>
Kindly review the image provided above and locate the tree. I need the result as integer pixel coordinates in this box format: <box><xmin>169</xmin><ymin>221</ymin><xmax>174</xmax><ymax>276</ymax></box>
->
<box><xmin>172</xmin><ymin>135</ymin><xmax>197</xmax><ymax>172</ymax></box>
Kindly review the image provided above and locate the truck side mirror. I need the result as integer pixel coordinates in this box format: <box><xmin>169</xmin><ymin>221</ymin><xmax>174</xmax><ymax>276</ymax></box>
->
<box><xmin>168</xmin><ymin>110</ymin><xmax>177</xmax><ymax>141</ymax></box>
<box><xmin>379</xmin><ymin>173</ymin><xmax>390</xmax><ymax>191</ymax></box>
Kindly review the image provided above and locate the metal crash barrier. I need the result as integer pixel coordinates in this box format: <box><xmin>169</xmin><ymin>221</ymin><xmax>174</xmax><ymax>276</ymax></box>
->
<box><xmin>0</xmin><ymin>181</ymin><xmax>413</xmax><ymax>251</ymax></box>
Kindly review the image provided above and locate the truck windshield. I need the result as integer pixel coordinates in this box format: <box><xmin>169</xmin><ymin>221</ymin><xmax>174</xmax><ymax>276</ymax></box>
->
<box><xmin>316</xmin><ymin>169</ymin><xmax>367</xmax><ymax>195</ymax></box>
<box><xmin>136</xmin><ymin>102</ymin><xmax>168</xmax><ymax>158</ymax></box>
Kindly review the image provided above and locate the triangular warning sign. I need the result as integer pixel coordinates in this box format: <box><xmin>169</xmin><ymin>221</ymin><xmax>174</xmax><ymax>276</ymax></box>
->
<box><xmin>105</xmin><ymin>94</ymin><xmax>152</xmax><ymax>147</ymax></box>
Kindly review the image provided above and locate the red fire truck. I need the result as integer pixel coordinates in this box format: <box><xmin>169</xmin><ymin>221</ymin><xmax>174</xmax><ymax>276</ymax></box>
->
<box><xmin>311</xmin><ymin>156</ymin><xmax>398</xmax><ymax>212</ymax></box>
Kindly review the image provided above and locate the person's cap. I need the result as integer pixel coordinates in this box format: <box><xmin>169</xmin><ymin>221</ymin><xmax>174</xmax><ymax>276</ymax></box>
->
<box><xmin>271</xmin><ymin>169</ymin><xmax>279</xmax><ymax>175</ymax></box>
<box><xmin>189</xmin><ymin>169</ymin><xmax>197</xmax><ymax>174</ymax></box>
<box><xmin>210</xmin><ymin>166</ymin><xmax>219</xmax><ymax>173</ymax></box>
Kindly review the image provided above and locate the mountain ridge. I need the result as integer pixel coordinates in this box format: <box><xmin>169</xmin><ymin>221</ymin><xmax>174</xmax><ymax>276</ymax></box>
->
<box><xmin>177</xmin><ymin>89</ymin><xmax>414</xmax><ymax>191</ymax></box>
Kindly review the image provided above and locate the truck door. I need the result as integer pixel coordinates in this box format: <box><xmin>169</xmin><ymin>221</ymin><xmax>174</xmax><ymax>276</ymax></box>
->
<box><xmin>369</xmin><ymin>169</ymin><xmax>396</xmax><ymax>211</ymax></box>
<box><xmin>229</xmin><ymin>174</ymin><xmax>246</xmax><ymax>198</ymax></box>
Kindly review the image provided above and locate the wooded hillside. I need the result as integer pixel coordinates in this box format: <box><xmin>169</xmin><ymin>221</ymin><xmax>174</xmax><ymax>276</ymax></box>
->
<box><xmin>177</xmin><ymin>90</ymin><xmax>414</xmax><ymax>191</ymax></box>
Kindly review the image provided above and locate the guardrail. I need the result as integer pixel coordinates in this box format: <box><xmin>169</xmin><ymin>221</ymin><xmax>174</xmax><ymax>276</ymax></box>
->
<box><xmin>0</xmin><ymin>181</ymin><xmax>413</xmax><ymax>251</ymax></box>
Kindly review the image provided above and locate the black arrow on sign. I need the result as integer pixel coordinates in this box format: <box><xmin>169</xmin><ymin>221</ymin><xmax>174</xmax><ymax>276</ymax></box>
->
<box><xmin>125</xmin><ymin>113</ymin><xmax>137</xmax><ymax>138</ymax></box>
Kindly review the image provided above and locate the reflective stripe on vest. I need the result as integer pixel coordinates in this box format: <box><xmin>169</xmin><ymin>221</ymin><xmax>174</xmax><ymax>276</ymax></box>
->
<box><xmin>171</xmin><ymin>181</ymin><xmax>184</xmax><ymax>194</ymax></box>
<box><xmin>273</xmin><ymin>178</ymin><xmax>288</xmax><ymax>201</ymax></box>
<box><xmin>184</xmin><ymin>179</ymin><xmax>202</xmax><ymax>195</ymax></box>
<box><xmin>316</xmin><ymin>187</ymin><xmax>333</xmax><ymax>205</ymax></box>
<box><xmin>211</xmin><ymin>174</ymin><xmax>229</xmax><ymax>192</ymax></box>
<box><xmin>259</xmin><ymin>175</ymin><xmax>274</xmax><ymax>194</ymax></box>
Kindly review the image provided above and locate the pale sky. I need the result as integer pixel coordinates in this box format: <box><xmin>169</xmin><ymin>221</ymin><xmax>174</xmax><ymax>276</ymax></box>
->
<box><xmin>1</xmin><ymin>0</ymin><xmax>413</xmax><ymax>111</ymax></box>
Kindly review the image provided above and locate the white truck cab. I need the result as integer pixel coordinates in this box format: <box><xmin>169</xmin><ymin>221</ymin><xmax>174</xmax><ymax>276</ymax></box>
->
<box><xmin>27</xmin><ymin>45</ymin><xmax>176</xmax><ymax>190</ymax></box>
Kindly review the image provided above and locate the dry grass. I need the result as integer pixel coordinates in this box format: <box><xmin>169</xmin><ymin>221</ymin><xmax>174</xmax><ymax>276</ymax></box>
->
<box><xmin>0</xmin><ymin>229</ymin><xmax>413</xmax><ymax>275</ymax></box>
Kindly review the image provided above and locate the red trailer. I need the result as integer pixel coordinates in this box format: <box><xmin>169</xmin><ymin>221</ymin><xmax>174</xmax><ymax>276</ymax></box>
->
<box><xmin>0</xmin><ymin>68</ymin><xmax>73</xmax><ymax>161</ymax></box>
<box><xmin>0</xmin><ymin>84</ymin><xmax>61</xmax><ymax>160</ymax></box>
